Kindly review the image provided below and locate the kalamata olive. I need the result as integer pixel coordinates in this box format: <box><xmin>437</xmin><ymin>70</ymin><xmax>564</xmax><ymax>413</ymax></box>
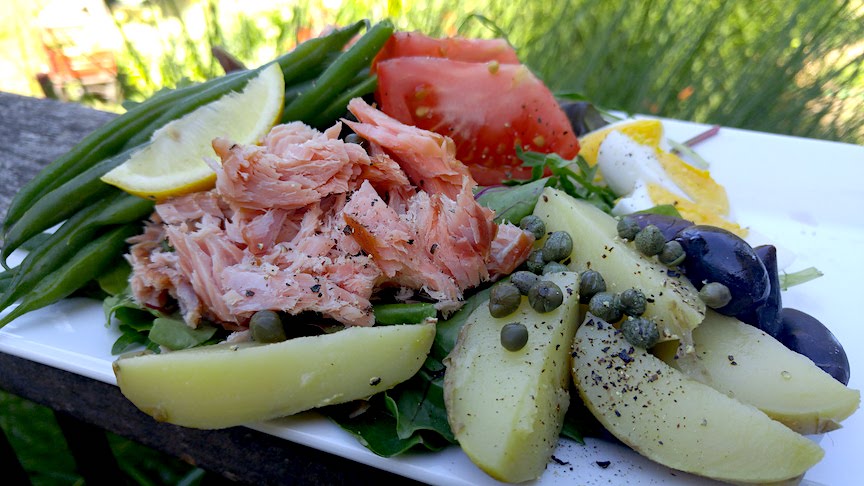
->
<box><xmin>673</xmin><ymin>225</ymin><xmax>770</xmax><ymax>316</ymax></box>
<box><xmin>776</xmin><ymin>308</ymin><xmax>850</xmax><ymax>385</ymax></box>
<box><xmin>587</xmin><ymin>291</ymin><xmax>622</xmax><ymax>323</ymax></box>
<box><xmin>250</xmin><ymin>310</ymin><xmax>286</xmax><ymax>343</ymax></box>
<box><xmin>626</xmin><ymin>213</ymin><xmax>694</xmax><ymax>241</ymax></box>
<box><xmin>527</xmin><ymin>280</ymin><xmax>564</xmax><ymax>313</ymax></box>
<box><xmin>634</xmin><ymin>225</ymin><xmax>665</xmax><ymax>256</ymax></box>
<box><xmin>733</xmin><ymin>245</ymin><xmax>783</xmax><ymax>337</ymax></box>
<box><xmin>489</xmin><ymin>282</ymin><xmax>522</xmax><ymax>318</ymax></box>
<box><xmin>519</xmin><ymin>215</ymin><xmax>546</xmax><ymax>240</ymax></box>
<box><xmin>559</xmin><ymin>101</ymin><xmax>609</xmax><ymax>136</ymax></box>
<box><xmin>542</xmin><ymin>231</ymin><xmax>573</xmax><ymax>262</ymax></box>
<box><xmin>500</xmin><ymin>322</ymin><xmax>529</xmax><ymax>351</ymax></box>
<box><xmin>621</xmin><ymin>316</ymin><xmax>660</xmax><ymax>348</ymax></box>
<box><xmin>616</xmin><ymin>288</ymin><xmax>647</xmax><ymax>316</ymax></box>
<box><xmin>510</xmin><ymin>270</ymin><xmax>540</xmax><ymax>295</ymax></box>
<box><xmin>578</xmin><ymin>269</ymin><xmax>606</xmax><ymax>304</ymax></box>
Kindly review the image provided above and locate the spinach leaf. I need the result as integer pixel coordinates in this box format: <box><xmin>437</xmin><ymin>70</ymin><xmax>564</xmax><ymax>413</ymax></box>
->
<box><xmin>475</xmin><ymin>178</ymin><xmax>550</xmax><ymax>224</ymax></box>
<box><xmin>148</xmin><ymin>317</ymin><xmax>218</xmax><ymax>351</ymax></box>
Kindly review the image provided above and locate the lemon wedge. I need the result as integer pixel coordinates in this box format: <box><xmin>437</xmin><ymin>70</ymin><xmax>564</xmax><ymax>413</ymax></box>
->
<box><xmin>101</xmin><ymin>63</ymin><xmax>285</xmax><ymax>201</ymax></box>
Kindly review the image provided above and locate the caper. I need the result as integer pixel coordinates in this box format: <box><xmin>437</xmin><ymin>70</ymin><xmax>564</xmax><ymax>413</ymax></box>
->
<box><xmin>699</xmin><ymin>282</ymin><xmax>732</xmax><ymax>309</ymax></box>
<box><xmin>542</xmin><ymin>261</ymin><xmax>569</xmax><ymax>275</ymax></box>
<box><xmin>500</xmin><ymin>322</ymin><xmax>529</xmax><ymax>351</ymax></box>
<box><xmin>525</xmin><ymin>249</ymin><xmax>546</xmax><ymax>274</ymax></box>
<box><xmin>542</xmin><ymin>231</ymin><xmax>573</xmax><ymax>262</ymax></box>
<box><xmin>510</xmin><ymin>270</ymin><xmax>540</xmax><ymax>295</ymax></box>
<box><xmin>587</xmin><ymin>291</ymin><xmax>623</xmax><ymax>322</ymax></box>
<box><xmin>489</xmin><ymin>282</ymin><xmax>522</xmax><ymax>317</ymax></box>
<box><xmin>621</xmin><ymin>316</ymin><xmax>660</xmax><ymax>348</ymax></box>
<box><xmin>527</xmin><ymin>280</ymin><xmax>564</xmax><ymax>313</ymax></box>
<box><xmin>578</xmin><ymin>269</ymin><xmax>606</xmax><ymax>304</ymax></box>
<box><xmin>634</xmin><ymin>224</ymin><xmax>666</xmax><ymax>256</ymax></box>
<box><xmin>616</xmin><ymin>288</ymin><xmax>647</xmax><ymax>316</ymax></box>
<box><xmin>344</xmin><ymin>133</ymin><xmax>367</xmax><ymax>147</ymax></box>
<box><xmin>250</xmin><ymin>310</ymin><xmax>286</xmax><ymax>343</ymax></box>
<box><xmin>617</xmin><ymin>216</ymin><xmax>640</xmax><ymax>240</ymax></box>
<box><xmin>519</xmin><ymin>215</ymin><xmax>546</xmax><ymax>240</ymax></box>
<box><xmin>659</xmin><ymin>240</ymin><xmax>686</xmax><ymax>266</ymax></box>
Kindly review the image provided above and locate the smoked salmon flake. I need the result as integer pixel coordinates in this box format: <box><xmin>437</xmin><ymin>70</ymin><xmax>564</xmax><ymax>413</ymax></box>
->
<box><xmin>127</xmin><ymin>100</ymin><xmax>535</xmax><ymax>330</ymax></box>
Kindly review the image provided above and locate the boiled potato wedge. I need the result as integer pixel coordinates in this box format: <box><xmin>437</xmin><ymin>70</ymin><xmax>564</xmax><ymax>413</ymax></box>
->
<box><xmin>664</xmin><ymin>311</ymin><xmax>860</xmax><ymax>434</ymax></box>
<box><xmin>533</xmin><ymin>188</ymin><xmax>704</xmax><ymax>346</ymax></box>
<box><xmin>572</xmin><ymin>315</ymin><xmax>824</xmax><ymax>484</ymax></box>
<box><xmin>444</xmin><ymin>271</ymin><xmax>581</xmax><ymax>483</ymax></box>
<box><xmin>114</xmin><ymin>322</ymin><xmax>435</xmax><ymax>429</ymax></box>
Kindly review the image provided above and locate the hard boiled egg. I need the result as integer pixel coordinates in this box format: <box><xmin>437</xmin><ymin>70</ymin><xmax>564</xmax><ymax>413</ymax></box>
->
<box><xmin>584</xmin><ymin>120</ymin><xmax>746</xmax><ymax>236</ymax></box>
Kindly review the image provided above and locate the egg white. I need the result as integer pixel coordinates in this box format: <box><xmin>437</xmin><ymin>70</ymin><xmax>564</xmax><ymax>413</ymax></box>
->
<box><xmin>596</xmin><ymin>131</ymin><xmax>689</xmax><ymax>216</ymax></box>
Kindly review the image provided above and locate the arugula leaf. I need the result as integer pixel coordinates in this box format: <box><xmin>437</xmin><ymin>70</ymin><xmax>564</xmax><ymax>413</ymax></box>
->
<box><xmin>780</xmin><ymin>267</ymin><xmax>823</xmax><ymax>290</ymax></box>
<box><xmin>511</xmin><ymin>147</ymin><xmax>618</xmax><ymax>213</ymax></box>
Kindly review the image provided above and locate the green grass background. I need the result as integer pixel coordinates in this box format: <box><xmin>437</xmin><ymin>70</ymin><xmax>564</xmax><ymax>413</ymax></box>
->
<box><xmin>2</xmin><ymin>0</ymin><xmax>862</xmax><ymax>484</ymax></box>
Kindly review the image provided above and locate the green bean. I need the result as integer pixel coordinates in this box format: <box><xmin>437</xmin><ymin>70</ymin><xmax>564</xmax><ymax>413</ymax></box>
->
<box><xmin>2</xmin><ymin>22</ymin><xmax>364</xmax><ymax>243</ymax></box>
<box><xmin>373</xmin><ymin>303</ymin><xmax>437</xmax><ymax>325</ymax></box>
<box><xmin>124</xmin><ymin>22</ymin><xmax>364</xmax><ymax>149</ymax></box>
<box><xmin>310</xmin><ymin>74</ymin><xmax>378</xmax><ymax>129</ymax></box>
<box><xmin>1</xmin><ymin>150</ymin><xmax>136</xmax><ymax>265</ymax></box>
<box><xmin>0</xmin><ymin>269</ymin><xmax>14</xmax><ymax>294</ymax></box>
<box><xmin>2</xmin><ymin>79</ymin><xmax>218</xmax><ymax>235</ymax></box>
<box><xmin>281</xmin><ymin>20</ymin><xmax>394</xmax><ymax>124</ymax></box>
<box><xmin>0</xmin><ymin>191</ymin><xmax>152</xmax><ymax>312</ymax></box>
<box><xmin>0</xmin><ymin>224</ymin><xmax>139</xmax><ymax>329</ymax></box>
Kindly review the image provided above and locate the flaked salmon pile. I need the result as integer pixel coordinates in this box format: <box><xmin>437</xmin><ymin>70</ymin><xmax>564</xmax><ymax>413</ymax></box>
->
<box><xmin>127</xmin><ymin>98</ymin><xmax>534</xmax><ymax>329</ymax></box>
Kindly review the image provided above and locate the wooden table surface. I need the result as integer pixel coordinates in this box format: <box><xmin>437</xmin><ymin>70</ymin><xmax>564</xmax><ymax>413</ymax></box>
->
<box><xmin>0</xmin><ymin>92</ymin><xmax>420</xmax><ymax>485</ymax></box>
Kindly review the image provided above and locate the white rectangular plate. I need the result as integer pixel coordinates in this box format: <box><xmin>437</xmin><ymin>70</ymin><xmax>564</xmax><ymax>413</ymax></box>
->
<box><xmin>1</xmin><ymin>119</ymin><xmax>862</xmax><ymax>485</ymax></box>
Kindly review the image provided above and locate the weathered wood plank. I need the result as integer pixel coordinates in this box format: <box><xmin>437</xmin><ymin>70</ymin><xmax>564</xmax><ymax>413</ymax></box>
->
<box><xmin>0</xmin><ymin>92</ymin><xmax>115</xmax><ymax>222</ymax></box>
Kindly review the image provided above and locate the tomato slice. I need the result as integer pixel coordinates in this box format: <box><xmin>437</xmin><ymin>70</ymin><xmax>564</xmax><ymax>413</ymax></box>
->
<box><xmin>375</xmin><ymin>57</ymin><xmax>579</xmax><ymax>186</ymax></box>
<box><xmin>371</xmin><ymin>31</ymin><xmax>520</xmax><ymax>72</ymax></box>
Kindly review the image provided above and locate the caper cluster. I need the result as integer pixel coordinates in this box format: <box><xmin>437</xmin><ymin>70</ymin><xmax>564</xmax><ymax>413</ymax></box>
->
<box><xmin>488</xmin><ymin>219</ymin><xmax>572</xmax><ymax>337</ymax></box>
<box><xmin>578</xmin><ymin>266</ymin><xmax>660</xmax><ymax>348</ymax></box>
<box><xmin>616</xmin><ymin>216</ymin><xmax>733</xmax><ymax>310</ymax></box>
<box><xmin>616</xmin><ymin>217</ymin><xmax>685</xmax><ymax>267</ymax></box>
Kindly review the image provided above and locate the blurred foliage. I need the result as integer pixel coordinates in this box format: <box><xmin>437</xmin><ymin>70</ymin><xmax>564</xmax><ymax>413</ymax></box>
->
<box><xmin>0</xmin><ymin>390</ymin><xmax>204</xmax><ymax>485</ymax></box>
<box><xmin>104</xmin><ymin>0</ymin><xmax>863</xmax><ymax>144</ymax></box>
<box><xmin>3</xmin><ymin>0</ymin><xmax>862</xmax><ymax>483</ymax></box>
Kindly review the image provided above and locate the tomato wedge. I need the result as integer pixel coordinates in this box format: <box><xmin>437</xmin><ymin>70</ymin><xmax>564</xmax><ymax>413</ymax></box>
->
<box><xmin>371</xmin><ymin>31</ymin><xmax>520</xmax><ymax>72</ymax></box>
<box><xmin>375</xmin><ymin>57</ymin><xmax>579</xmax><ymax>185</ymax></box>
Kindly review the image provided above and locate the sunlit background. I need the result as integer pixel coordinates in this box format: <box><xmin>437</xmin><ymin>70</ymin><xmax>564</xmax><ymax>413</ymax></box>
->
<box><xmin>2</xmin><ymin>0</ymin><xmax>863</xmax><ymax>143</ymax></box>
<box><xmin>1</xmin><ymin>0</ymin><xmax>863</xmax><ymax>484</ymax></box>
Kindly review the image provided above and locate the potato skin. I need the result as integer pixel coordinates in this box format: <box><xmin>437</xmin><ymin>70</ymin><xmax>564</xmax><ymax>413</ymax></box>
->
<box><xmin>777</xmin><ymin>308</ymin><xmax>851</xmax><ymax>385</ymax></box>
<box><xmin>113</xmin><ymin>323</ymin><xmax>435</xmax><ymax>429</ymax></box>
<box><xmin>572</xmin><ymin>315</ymin><xmax>824</xmax><ymax>484</ymax></box>
<box><xmin>667</xmin><ymin>311</ymin><xmax>859</xmax><ymax>434</ymax></box>
<box><xmin>443</xmin><ymin>271</ymin><xmax>581</xmax><ymax>483</ymax></box>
